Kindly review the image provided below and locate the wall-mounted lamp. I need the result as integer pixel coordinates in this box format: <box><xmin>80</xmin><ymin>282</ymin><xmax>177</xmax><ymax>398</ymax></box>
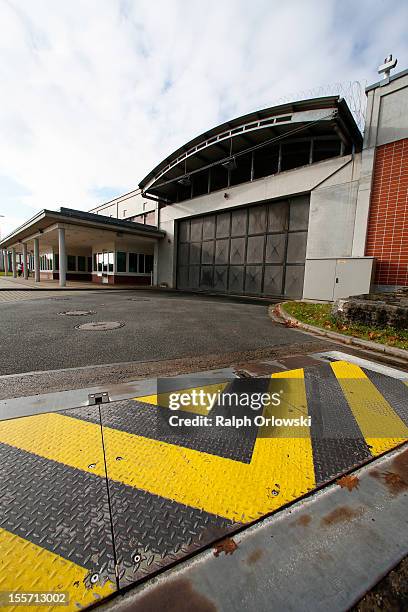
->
<box><xmin>221</xmin><ymin>157</ymin><xmax>237</xmax><ymax>171</ymax></box>
<box><xmin>177</xmin><ymin>175</ymin><xmax>191</xmax><ymax>186</ymax></box>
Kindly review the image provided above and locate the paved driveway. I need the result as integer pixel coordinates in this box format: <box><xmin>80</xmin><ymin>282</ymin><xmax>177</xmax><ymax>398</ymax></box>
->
<box><xmin>0</xmin><ymin>290</ymin><xmax>316</xmax><ymax>375</ymax></box>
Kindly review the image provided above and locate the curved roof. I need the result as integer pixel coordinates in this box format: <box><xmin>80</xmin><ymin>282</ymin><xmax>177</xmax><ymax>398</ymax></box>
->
<box><xmin>139</xmin><ymin>96</ymin><xmax>362</xmax><ymax>192</ymax></box>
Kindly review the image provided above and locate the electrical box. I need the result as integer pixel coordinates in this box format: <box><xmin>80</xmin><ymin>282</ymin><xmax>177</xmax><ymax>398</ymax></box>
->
<box><xmin>303</xmin><ymin>257</ymin><xmax>375</xmax><ymax>301</ymax></box>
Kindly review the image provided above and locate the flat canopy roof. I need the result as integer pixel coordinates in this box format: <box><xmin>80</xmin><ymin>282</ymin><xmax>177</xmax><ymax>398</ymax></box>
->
<box><xmin>0</xmin><ymin>207</ymin><xmax>165</xmax><ymax>249</ymax></box>
<box><xmin>139</xmin><ymin>96</ymin><xmax>363</xmax><ymax>193</ymax></box>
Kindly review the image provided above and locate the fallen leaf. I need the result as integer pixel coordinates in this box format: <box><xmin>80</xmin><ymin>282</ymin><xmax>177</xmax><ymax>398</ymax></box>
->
<box><xmin>214</xmin><ymin>537</ymin><xmax>238</xmax><ymax>557</ymax></box>
<box><xmin>337</xmin><ymin>475</ymin><xmax>360</xmax><ymax>492</ymax></box>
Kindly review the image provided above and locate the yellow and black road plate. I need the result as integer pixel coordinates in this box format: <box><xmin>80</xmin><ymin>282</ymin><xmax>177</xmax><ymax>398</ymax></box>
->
<box><xmin>0</xmin><ymin>361</ymin><xmax>407</xmax><ymax>610</ymax></box>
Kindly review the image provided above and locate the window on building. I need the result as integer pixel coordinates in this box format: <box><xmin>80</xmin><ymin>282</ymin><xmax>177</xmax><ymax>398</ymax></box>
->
<box><xmin>133</xmin><ymin>214</ymin><xmax>145</xmax><ymax>224</ymax></box>
<box><xmin>210</xmin><ymin>165</ymin><xmax>229</xmax><ymax>191</ymax></box>
<box><xmin>129</xmin><ymin>252</ymin><xmax>138</xmax><ymax>273</ymax></box>
<box><xmin>145</xmin><ymin>211</ymin><xmax>156</xmax><ymax>225</ymax></box>
<box><xmin>78</xmin><ymin>256</ymin><xmax>86</xmax><ymax>272</ymax></box>
<box><xmin>192</xmin><ymin>170</ymin><xmax>209</xmax><ymax>197</ymax></box>
<box><xmin>123</xmin><ymin>210</ymin><xmax>127</xmax><ymax>217</ymax></box>
<box><xmin>230</xmin><ymin>152</ymin><xmax>252</xmax><ymax>186</ymax></box>
<box><xmin>88</xmin><ymin>257</ymin><xmax>92</xmax><ymax>272</ymax></box>
<box><xmin>253</xmin><ymin>144</ymin><xmax>279</xmax><ymax>179</ymax></box>
<box><xmin>176</xmin><ymin>181</ymin><xmax>192</xmax><ymax>202</ymax></box>
<box><xmin>117</xmin><ymin>251</ymin><xmax>126</xmax><ymax>272</ymax></box>
<box><xmin>145</xmin><ymin>254</ymin><xmax>154</xmax><ymax>273</ymax></box>
<box><xmin>67</xmin><ymin>255</ymin><xmax>76</xmax><ymax>271</ymax></box>
<box><xmin>280</xmin><ymin>141</ymin><xmax>311</xmax><ymax>171</ymax></box>
<box><xmin>312</xmin><ymin>138</ymin><xmax>341</xmax><ymax>162</ymax></box>
<box><xmin>55</xmin><ymin>254</ymin><xmax>59</xmax><ymax>271</ymax></box>
<box><xmin>139</xmin><ymin>254</ymin><xmax>145</xmax><ymax>273</ymax></box>
<box><xmin>93</xmin><ymin>253</ymin><xmax>97</xmax><ymax>272</ymax></box>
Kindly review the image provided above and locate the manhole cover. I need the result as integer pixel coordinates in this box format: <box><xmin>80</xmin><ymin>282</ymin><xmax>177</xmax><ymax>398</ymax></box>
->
<box><xmin>75</xmin><ymin>321</ymin><xmax>125</xmax><ymax>331</ymax></box>
<box><xmin>59</xmin><ymin>310</ymin><xmax>96</xmax><ymax>316</ymax></box>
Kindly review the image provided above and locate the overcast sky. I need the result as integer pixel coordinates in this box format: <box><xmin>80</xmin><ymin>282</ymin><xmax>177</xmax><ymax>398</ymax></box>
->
<box><xmin>1</xmin><ymin>0</ymin><xmax>407</xmax><ymax>236</ymax></box>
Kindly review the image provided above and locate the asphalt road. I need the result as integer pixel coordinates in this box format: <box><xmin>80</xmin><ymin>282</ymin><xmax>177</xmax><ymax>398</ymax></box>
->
<box><xmin>0</xmin><ymin>290</ymin><xmax>316</xmax><ymax>375</ymax></box>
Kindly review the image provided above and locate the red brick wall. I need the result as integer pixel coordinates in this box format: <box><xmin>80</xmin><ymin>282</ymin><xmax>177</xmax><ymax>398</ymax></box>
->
<box><xmin>365</xmin><ymin>138</ymin><xmax>408</xmax><ymax>287</ymax></box>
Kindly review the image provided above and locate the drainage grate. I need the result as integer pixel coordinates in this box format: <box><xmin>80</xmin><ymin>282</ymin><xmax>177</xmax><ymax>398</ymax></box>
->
<box><xmin>58</xmin><ymin>310</ymin><xmax>96</xmax><ymax>316</ymax></box>
<box><xmin>75</xmin><ymin>321</ymin><xmax>125</xmax><ymax>331</ymax></box>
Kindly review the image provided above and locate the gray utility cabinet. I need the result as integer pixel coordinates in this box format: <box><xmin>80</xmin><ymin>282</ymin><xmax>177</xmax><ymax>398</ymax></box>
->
<box><xmin>303</xmin><ymin>257</ymin><xmax>375</xmax><ymax>301</ymax></box>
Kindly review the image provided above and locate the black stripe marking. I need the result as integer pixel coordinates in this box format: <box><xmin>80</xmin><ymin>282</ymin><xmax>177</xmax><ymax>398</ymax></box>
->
<box><xmin>363</xmin><ymin>369</ymin><xmax>408</xmax><ymax>426</ymax></box>
<box><xmin>65</xmin><ymin>380</ymin><xmax>266</xmax><ymax>464</ymax></box>
<box><xmin>0</xmin><ymin>441</ymin><xmax>115</xmax><ymax>578</ymax></box>
<box><xmin>0</xmin><ymin>440</ymin><xmax>235</xmax><ymax>589</ymax></box>
<box><xmin>304</xmin><ymin>365</ymin><xmax>371</xmax><ymax>485</ymax></box>
<box><xmin>107</xmin><ymin>479</ymin><xmax>235</xmax><ymax>587</ymax></box>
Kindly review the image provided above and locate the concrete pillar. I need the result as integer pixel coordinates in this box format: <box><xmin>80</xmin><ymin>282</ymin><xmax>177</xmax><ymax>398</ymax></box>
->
<box><xmin>4</xmin><ymin>250</ymin><xmax>8</xmax><ymax>275</ymax></box>
<box><xmin>58</xmin><ymin>227</ymin><xmax>66</xmax><ymax>287</ymax></box>
<box><xmin>11</xmin><ymin>247</ymin><xmax>17</xmax><ymax>278</ymax></box>
<box><xmin>23</xmin><ymin>243</ymin><xmax>28</xmax><ymax>279</ymax></box>
<box><xmin>153</xmin><ymin>242</ymin><xmax>159</xmax><ymax>286</ymax></box>
<box><xmin>34</xmin><ymin>238</ymin><xmax>40</xmax><ymax>282</ymax></box>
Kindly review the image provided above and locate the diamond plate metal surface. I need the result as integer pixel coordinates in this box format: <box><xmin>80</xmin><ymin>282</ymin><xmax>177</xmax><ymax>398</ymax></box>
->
<box><xmin>364</xmin><ymin>369</ymin><xmax>408</xmax><ymax>426</ymax></box>
<box><xmin>0</xmin><ymin>361</ymin><xmax>407</xmax><ymax>606</ymax></box>
<box><xmin>107</xmin><ymin>481</ymin><xmax>235</xmax><ymax>587</ymax></box>
<box><xmin>68</xmin><ymin>379</ymin><xmax>268</xmax><ymax>464</ymax></box>
<box><xmin>0</xmin><ymin>407</ymin><xmax>117</xmax><ymax>610</ymax></box>
<box><xmin>0</xmin><ymin>443</ymin><xmax>115</xmax><ymax>576</ymax></box>
<box><xmin>304</xmin><ymin>365</ymin><xmax>371</xmax><ymax>484</ymax></box>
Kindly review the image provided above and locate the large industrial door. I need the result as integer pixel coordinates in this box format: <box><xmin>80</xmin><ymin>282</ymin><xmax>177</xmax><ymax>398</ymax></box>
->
<box><xmin>176</xmin><ymin>195</ymin><xmax>309</xmax><ymax>298</ymax></box>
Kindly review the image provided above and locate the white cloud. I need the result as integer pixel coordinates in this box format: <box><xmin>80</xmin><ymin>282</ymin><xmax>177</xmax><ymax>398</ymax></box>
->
<box><xmin>0</xmin><ymin>0</ymin><xmax>407</xmax><ymax>236</ymax></box>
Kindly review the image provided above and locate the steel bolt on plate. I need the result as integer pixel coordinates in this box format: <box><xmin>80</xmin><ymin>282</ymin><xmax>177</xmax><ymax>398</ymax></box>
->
<box><xmin>59</xmin><ymin>310</ymin><xmax>96</xmax><ymax>316</ymax></box>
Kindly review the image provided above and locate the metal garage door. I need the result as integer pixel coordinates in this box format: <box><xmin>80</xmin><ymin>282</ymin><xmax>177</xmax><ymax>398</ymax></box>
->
<box><xmin>176</xmin><ymin>195</ymin><xmax>309</xmax><ymax>298</ymax></box>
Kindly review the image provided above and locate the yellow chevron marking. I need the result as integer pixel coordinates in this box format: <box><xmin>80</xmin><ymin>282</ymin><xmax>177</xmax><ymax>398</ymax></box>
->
<box><xmin>331</xmin><ymin>361</ymin><xmax>408</xmax><ymax>456</ymax></box>
<box><xmin>0</xmin><ymin>371</ymin><xmax>314</xmax><ymax>522</ymax></box>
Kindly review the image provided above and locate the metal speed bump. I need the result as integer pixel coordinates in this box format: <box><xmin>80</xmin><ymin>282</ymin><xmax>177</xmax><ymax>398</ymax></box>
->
<box><xmin>0</xmin><ymin>361</ymin><xmax>407</xmax><ymax>604</ymax></box>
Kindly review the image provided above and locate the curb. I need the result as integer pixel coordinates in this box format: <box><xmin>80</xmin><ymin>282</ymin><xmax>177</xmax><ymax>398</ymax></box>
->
<box><xmin>271</xmin><ymin>302</ymin><xmax>408</xmax><ymax>363</ymax></box>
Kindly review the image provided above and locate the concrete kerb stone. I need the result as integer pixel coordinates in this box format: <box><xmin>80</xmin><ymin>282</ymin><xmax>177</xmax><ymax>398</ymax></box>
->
<box><xmin>270</xmin><ymin>301</ymin><xmax>408</xmax><ymax>363</ymax></box>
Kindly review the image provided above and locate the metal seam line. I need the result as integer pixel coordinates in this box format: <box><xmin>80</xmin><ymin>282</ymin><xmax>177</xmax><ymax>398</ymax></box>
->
<box><xmin>98</xmin><ymin>404</ymin><xmax>120</xmax><ymax>592</ymax></box>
